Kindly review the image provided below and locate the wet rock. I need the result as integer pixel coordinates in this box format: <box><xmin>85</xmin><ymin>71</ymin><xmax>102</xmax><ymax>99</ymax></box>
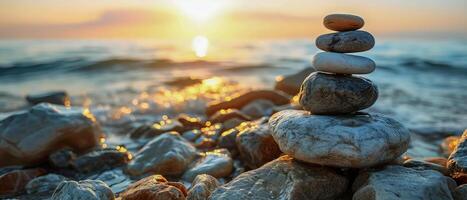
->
<box><xmin>87</xmin><ymin>169</ymin><xmax>132</xmax><ymax>194</ymax></box>
<box><xmin>240</xmin><ymin>99</ymin><xmax>276</xmax><ymax>119</ymax></box>
<box><xmin>182</xmin><ymin>149</ymin><xmax>233</xmax><ymax>182</ymax></box>
<box><xmin>177</xmin><ymin>114</ymin><xmax>205</xmax><ymax>130</ymax></box>
<box><xmin>236</xmin><ymin>119</ymin><xmax>282</xmax><ymax>169</ymax></box>
<box><xmin>453</xmin><ymin>184</ymin><xmax>467</xmax><ymax>200</ymax></box>
<box><xmin>72</xmin><ymin>148</ymin><xmax>131</xmax><ymax>173</ymax></box>
<box><xmin>49</xmin><ymin>148</ymin><xmax>77</xmax><ymax>168</ymax></box>
<box><xmin>217</xmin><ymin>128</ymin><xmax>240</xmax><ymax>155</ymax></box>
<box><xmin>352</xmin><ymin>165</ymin><xmax>455</xmax><ymax>200</ymax></box>
<box><xmin>448</xmin><ymin>130</ymin><xmax>467</xmax><ymax>184</ymax></box>
<box><xmin>222</xmin><ymin>118</ymin><xmax>247</xmax><ymax>132</ymax></box>
<box><xmin>323</xmin><ymin>14</ymin><xmax>364</xmax><ymax>31</ymax></box>
<box><xmin>182</xmin><ymin>129</ymin><xmax>203</xmax><ymax>142</ymax></box>
<box><xmin>26</xmin><ymin>173</ymin><xmax>67</xmax><ymax>194</ymax></box>
<box><xmin>206</xmin><ymin>90</ymin><xmax>290</xmax><ymax>116</ymax></box>
<box><xmin>275</xmin><ymin>67</ymin><xmax>315</xmax><ymax>95</ymax></box>
<box><xmin>210</xmin><ymin>155</ymin><xmax>349</xmax><ymax>200</ymax></box>
<box><xmin>129</xmin><ymin>119</ymin><xmax>184</xmax><ymax>139</ymax></box>
<box><xmin>403</xmin><ymin>158</ymin><xmax>448</xmax><ymax>175</ymax></box>
<box><xmin>0</xmin><ymin>168</ymin><xmax>46</xmax><ymax>196</ymax></box>
<box><xmin>316</xmin><ymin>31</ymin><xmax>375</xmax><ymax>53</ymax></box>
<box><xmin>51</xmin><ymin>180</ymin><xmax>114</xmax><ymax>200</ymax></box>
<box><xmin>299</xmin><ymin>72</ymin><xmax>378</xmax><ymax>114</ymax></box>
<box><xmin>26</xmin><ymin>91</ymin><xmax>70</xmax><ymax>106</ymax></box>
<box><xmin>443</xmin><ymin>136</ymin><xmax>461</xmax><ymax>157</ymax></box>
<box><xmin>406</xmin><ymin>133</ymin><xmax>444</xmax><ymax>158</ymax></box>
<box><xmin>0</xmin><ymin>103</ymin><xmax>101</xmax><ymax>166</ymax></box>
<box><xmin>194</xmin><ymin>136</ymin><xmax>217</xmax><ymax>149</ymax></box>
<box><xmin>165</xmin><ymin>77</ymin><xmax>203</xmax><ymax>88</ymax></box>
<box><xmin>127</xmin><ymin>132</ymin><xmax>198</xmax><ymax>176</ymax></box>
<box><xmin>425</xmin><ymin>157</ymin><xmax>448</xmax><ymax>167</ymax></box>
<box><xmin>187</xmin><ymin>174</ymin><xmax>220</xmax><ymax>200</ymax></box>
<box><xmin>269</xmin><ymin>110</ymin><xmax>410</xmax><ymax>168</ymax></box>
<box><xmin>118</xmin><ymin>175</ymin><xmax>187</xmax><ymax>200</ymax></box>
<box><xmin>209</xmin><ymin>109</ymin><xmax>251</xmax><ymax>123</ymax></box>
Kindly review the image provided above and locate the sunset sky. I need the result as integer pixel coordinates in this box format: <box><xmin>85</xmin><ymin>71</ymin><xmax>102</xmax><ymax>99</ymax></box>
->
<box><xmin>1</xmin><ymin>0</ymin><xmax>466</xmax><ymax>40</ymax></box>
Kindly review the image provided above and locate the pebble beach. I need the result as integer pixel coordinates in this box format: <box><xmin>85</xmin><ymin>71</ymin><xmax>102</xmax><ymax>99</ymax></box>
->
<box><xmin>0</xmin><ymin>13</ymin><xmax>466</xmax><ymax>200</ymax></box>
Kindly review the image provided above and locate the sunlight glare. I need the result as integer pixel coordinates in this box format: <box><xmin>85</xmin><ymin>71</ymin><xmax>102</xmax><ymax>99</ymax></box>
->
<box><xmin>174</xmin><ymin>0</ymin><xmax>229</xmax><ymax>22</ymax></box>
<box><xmin>192</xmin><ymin>35</ymin><xmax>209</xmax><ymax>58</ymax></box>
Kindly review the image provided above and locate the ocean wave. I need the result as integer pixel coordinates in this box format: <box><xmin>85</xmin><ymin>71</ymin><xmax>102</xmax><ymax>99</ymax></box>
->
<box><xmin>401</xmin><ymin>58</ymin><xmax>467</xmax><ymax>74</ymax></box>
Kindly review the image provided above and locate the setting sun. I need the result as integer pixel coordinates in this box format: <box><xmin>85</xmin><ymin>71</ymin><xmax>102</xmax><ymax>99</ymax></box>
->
<box><xmin>192</xmin><ymin>35</ymin><xmax>209</xmax><ymax>58</ymax></box>
<box><xmin>173</xmin><ymin>0</ymin><xmax>230</xmax><ymax>23</ymax></box>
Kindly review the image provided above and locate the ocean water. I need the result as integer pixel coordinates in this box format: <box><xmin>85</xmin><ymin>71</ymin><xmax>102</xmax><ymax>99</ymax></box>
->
<box><xmin>0</xmin><ymin>38</ymin><xmax>466</xmax><ymax>136</ymax></box>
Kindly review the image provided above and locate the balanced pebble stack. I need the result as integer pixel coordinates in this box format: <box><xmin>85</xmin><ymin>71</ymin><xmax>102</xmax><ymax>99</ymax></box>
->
<box><xmin>269</xmin><ymin>14</ymin><xmax>411</xmax><ymax>168</ymax></box>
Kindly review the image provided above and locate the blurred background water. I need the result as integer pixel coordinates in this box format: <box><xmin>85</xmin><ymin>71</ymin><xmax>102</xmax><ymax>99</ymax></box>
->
<box><xmin>0</xmin><ymin>38</ymin><xmax>466</xmax><ymax>133</ymax></box>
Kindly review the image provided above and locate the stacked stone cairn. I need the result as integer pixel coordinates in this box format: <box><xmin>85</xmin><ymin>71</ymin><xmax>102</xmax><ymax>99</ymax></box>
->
<box><xmin>269</xmin><ymin>14</ymin><xmax>412</xmax><ymax>169</ymax></box>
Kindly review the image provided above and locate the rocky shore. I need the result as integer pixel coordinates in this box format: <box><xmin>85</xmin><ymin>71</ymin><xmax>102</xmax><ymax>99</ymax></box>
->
<box><xmin>0</xmin><ymin>14</ymin><xmax>466</xmax><ymax>200</ymax></box>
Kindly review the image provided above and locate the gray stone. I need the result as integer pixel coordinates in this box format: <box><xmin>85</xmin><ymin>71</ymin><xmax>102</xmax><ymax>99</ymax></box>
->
<box><xmin>51</xmin><ymin>180</ymin><xmax>114</xmax><ymax>200</ymax></box>
<box><xmin>87</xmin><ymin>169</ymin><xmax>132</xmax><ymax>194</ymax></box>
<box><xmin>187</xmin><ymin>174</ymin><xmax>220</xmax><ymax>200</ymax></box>
<box><xmin>72</xmin><ymin>148</ymin><xmax>131</xmax><ymax>173</ymax></box>
<box><xmin>312</xmin><ymin>52</ymin><xmax>376</xmax><ymax>74</ymax></box>
<box><xmin>453</xmin><ymin>184</ymin><xmax>467</xmax><ymax>200</ymax></box>
<box><xmin>210</xmin><ymin>155</ymin><xmax>349</xmax><ymax>200</ymax></box>
<box><xmin>269</xmin><ymin>110</ymin><xmax>410</xmax><ymax>168</ymax></box>
<box><xmin>127</xmin><ymin>132</ymin><xmax>198</xmax><ymax>176</ymax></box>
<box><xmin>26</xmin><ymin>173</ymin><xmax>68</xmax><ymax>194</ymax></box>
<box><xmin>275</xmin><ymin>67</ymin><xmax>315</xmax><ymax>95</ymax></box>
<box><xmin>182</xmin><ymin>149</ymin><xmax>233</xmax><ymax>182</ymax></box>
<box><xmin>236</xmin><ymin>119</ymin><xmax>282</xmax><ymax>169</ymax></box>
<box><xmin>316</xmin><ymin>31</ymin><xmax>375</xmax><ymax>53</ymax></box>
<box><xmin>448</xmin><ymin>130</ymin><xmax>467</xmax><ymax>184</ymax></box>
<box><xmin>26</xmin><ymin>91</ymin><xmax>70</xmax><ymax>106</ymax></box>
<box><xmin>352</xmin><ymin>165</ymin><xmax>455</xmax><ymax>200</ymax></box>
<box><xmin>0</xmin><ymin>103</ymin><xmax>101</xmax><ymax>167</ymax></box>
<box><xmin>403</xmin><ymin>158</ymin><xmax>448</xmax><ymax>175</ymax></box>
<box><xmin>299</xmin><ymin>72</ymin><xmax>378</xmax><ymax>114</ymax></box>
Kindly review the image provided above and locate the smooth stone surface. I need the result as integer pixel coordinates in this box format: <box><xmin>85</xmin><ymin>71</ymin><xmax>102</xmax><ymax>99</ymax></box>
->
<box><xmin>87</xmin><ymin>169</ymin><xmax>132</xmax><ymax>194</ymax></box>
<box><xmin>403</xmin><ymin>158</ymin><xmax>448</xmax><ymax>175</ymax></box>
<box><xmin>182</xmin><ymin>149</ymin><xmax>233</xmax><ymax>182</ymax></box>
<box><xmin>206</xmin><ymin>90</ymin><xmax>290</xmax><ymax>116</ymax></box>
<box><xmin>275</xmin><ymin>67</ymin><xmax>315</xmax><ymax>95</ymax></box>
<box><xmin>129</xmin><ymin>119</ymin><xmax>184</xmax><ymax>139</ymax></box>
<box><xmin>187</xmin><ymin>174</ymin><xmax>220</xmax><ymax>200</ymax></box>
<box><xmin>0</xmin><ymin>168</ymin><xmax>46</xmax><ymax>196</ymax></box>
<box><xmin>119</xmin><ymin>175</ymin><xmax>187</xmax><ymax>200</ymax></box>
<box><xmin>453</xmin><ymin>184</ymin><xmax>467</xmax><ymax>200</ymax></box>
<box><xmin>209</xmin><ymin>109</ymin><xmax>251</xmax><ymax>124</ymax></box>
<box><xmin>323</xmin><ymin>14</ymin><xmax>364</xmax><ymax>31</ymax></box>
<box><xmin>352</xmin><ymin>165</ymin><xmax>455</xmax><ymax>200</ymax></box>
<box><xmin>26</xmin><ymin>173</ymin><xmax>68</xmax><ymax>194</ymax></box>
<box><xmin>299</xmin><ymin>72</ymin><xmax>378</xmax><ymax>114</ymax></box>
<box><xmin>0</xmin><ymin>103</ymin><xmax>101</xmax><ymax>166</ymax></box>
<box><xmin>316</xmin><ymin>31</ymin><xmax>375</xmax><ymax>53</ymax></box>
<box><xmin>210</xmin><ymin>155</ymin><xmax>349</xmax><ymax>200</ymax></box>
<box><xmin>448</xmin><ymin>130</ymin><xmax>467</xmax><ymax>184</ymax></box>
<box><xmin>72</xmin><ymin>148</ymin><xmax>131</xmax><ymax>173</ymax></box>
<box><xmin>312</xmin><ymin>52</ymin><xmax>376</xmax><ymax>74</ymax></box>
<box><xmin>26</xmin><ymin>91</ymin><xmax>70</xmax><ymax>106</ymax></box>
<box><xmin>127</xmin><ymin>132</ymin><xmax>198</xmax><ymax>176</ymax></box>
<box><xmin>51</xmin><ymin>180</ymin><xmax>114</xmax><ymax>200</ymax></box>
<box><xmin>240</xmin><ymin>99</ymin><xmax>276</xmax><ymax>119</ymax></box>
<box><xmin>49</xmin><ymin>148</ymin><xmax>77</xmax><ymax>168</ymax></box>
<box><xmin>269</xmin><ymin>110</ymin><xmax>411</xmax><ymax>168</ymax></box>
<box><xmin>236</xmin><ymin>118</ymin><xmax>282</xmax><ymax>169</ymax></box>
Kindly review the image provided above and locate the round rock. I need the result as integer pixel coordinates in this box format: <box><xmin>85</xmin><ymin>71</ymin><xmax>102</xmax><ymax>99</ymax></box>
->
<box><xmin>316</xmin><ymin>31</ymin><xmax>375</xmax><ymax>53</ymax></box>
<box><xmin>299</xmin><ymin>72</ymin><xmax>378</xmax><ymax>114</ymax></box>
<box><xmin>324</xmin><ymin>14</ymin><xmax>364</xmax><ymax>31</ymax></box>
<box><xmin>268</xmin><ymin>110</ymin><xmax>411</xmax><ymax>168</ymax></box>
<box><xmin>312</xmin><ymin>52</ymin><xmax>376</xmax><ymax>74</ymax></box>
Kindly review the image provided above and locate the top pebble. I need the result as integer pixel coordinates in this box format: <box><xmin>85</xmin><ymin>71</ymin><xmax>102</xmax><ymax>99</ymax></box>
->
<box><xmin>324</xmin><ymin>14</ymin><xmax>364</xmax><ymax>31</ymax></box>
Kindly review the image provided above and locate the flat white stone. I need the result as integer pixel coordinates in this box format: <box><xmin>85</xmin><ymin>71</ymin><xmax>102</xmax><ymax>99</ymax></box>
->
<box><xmin>268</xmin><ymin>110</ymin><xmax>411</xmax><ymax>168</ymax></box>
<box><xmin>312</xmin><ymin>52</ymin><xmax>375</xmax><ymax>74</ymax></box>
